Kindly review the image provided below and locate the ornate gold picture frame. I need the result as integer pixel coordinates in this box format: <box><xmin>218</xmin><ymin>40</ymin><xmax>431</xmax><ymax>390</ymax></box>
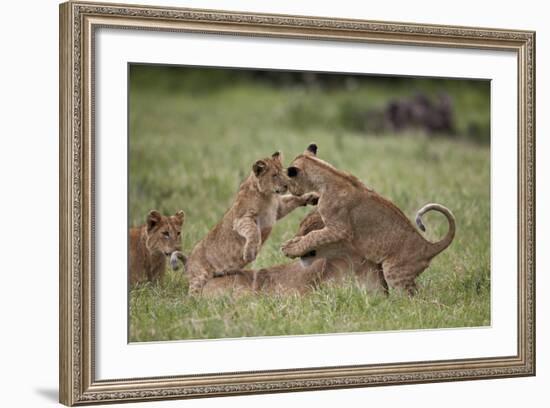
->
<box><xmin>59</xmin><ymin>1</ymin><xmax>535</xmax><ymax>405</ymax></box>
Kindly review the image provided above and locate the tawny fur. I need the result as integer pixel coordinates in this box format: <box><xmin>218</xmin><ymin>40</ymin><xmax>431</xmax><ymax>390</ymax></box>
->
<box><xmin>129</xmin><ymin>210</ymin><xmax>185</xmax><ymax>286</ymax></box>
<box><xmin>297</xmin><ymin>211</ymin><xmax>387</xmax><ymax>294</ymax></box>
<box><xmin>186</xmin><ymin>152</ymin><xmax>318</xmax><ymax>295</ymax></box>
<box><xmin>201</xmin><ymin>261</ymin><xmax>326</xmax><ymax>297</ymax></box>
<box><xmin>202</xmin><ymin>210</ymin><xmax>387</xmax><ymax>296</ymax></box>
<box><xmin>281</xmin><ymin>144</ymin><xmax>455</xmax><ymax>295</ymax></box>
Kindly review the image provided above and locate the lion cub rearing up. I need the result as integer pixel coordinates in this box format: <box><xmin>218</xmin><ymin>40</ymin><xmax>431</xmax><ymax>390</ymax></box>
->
<box><xmin>282</xmin><ymin>143</ymin><xmax>455</xmax><ymax>295</ymax></box>
<box><xmin>129</xmin><ymin>210</ymin><xmax>185</xmax><ymax>286</ymax></box>
<box><xmin>186</xmin><ymin>151</ymin><xmax>318</xmax><ymax>295</ymax></box>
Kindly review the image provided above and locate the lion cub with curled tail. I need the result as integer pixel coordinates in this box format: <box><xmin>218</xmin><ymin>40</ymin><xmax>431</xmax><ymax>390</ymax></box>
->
<box><xmin>129</xmin><ymin>210</ymin><xmax>185</xmax><ymax>286</ymax></box>
<box><xmin>186</xmin><ymin>151</ymin><xmax>318</xmax><ymax>295</ymax></box>
<box><xmin>282</xmin><ymin>143</ymin><xmax>455</xmax><ymax>295</ymax></box>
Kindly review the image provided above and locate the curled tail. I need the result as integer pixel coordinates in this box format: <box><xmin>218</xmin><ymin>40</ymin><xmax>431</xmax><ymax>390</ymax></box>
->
<box><xmin>415</xmin><ymin>203</ymin><xmax>456</xmax><ymax>258</ymax></box>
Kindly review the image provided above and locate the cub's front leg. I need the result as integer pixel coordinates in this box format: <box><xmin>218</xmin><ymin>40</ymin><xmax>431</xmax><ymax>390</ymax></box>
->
<box><xmin>277</xmin><ymin>192</ymin><xmax>319</xmax><ymax>219</ymax></box>
<box><xmin>283</xmin><ymin>200</ymin><xmax>352</xmax><ymax>258</ymax></box>
<box><xmin>233</xmin><ymin>216</ymin><xmax>261</xmax><ymax>263</ymax></box>
<box><xmin>282</xmin><ymin>224</ymin><xmax>351</xmax><ymax>258</ymax></box>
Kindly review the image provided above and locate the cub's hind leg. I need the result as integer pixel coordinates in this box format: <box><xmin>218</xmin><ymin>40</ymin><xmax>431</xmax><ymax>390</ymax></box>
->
<box><xmin>365</xmin><ymin>263</ymin><xmax>389</xmax><ymax>296</ymax></box>
<box><xmin>381</xmin><ymin>260</ymin><xmax>429</xmax><ymax>296</ymax></box>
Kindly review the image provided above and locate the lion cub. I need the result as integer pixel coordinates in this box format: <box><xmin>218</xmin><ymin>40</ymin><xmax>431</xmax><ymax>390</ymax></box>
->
<box><xmin>129</xmin><ymin>210</ymin><xmax>185</xmax><ymax>286</ymax></box>
<box><xmin>186</xmin><ymin>151</ymin><xmax>318</xmax><ymax>295</ymax></box>
<box><xmin>203</xmin><ymin>261</ymin><xmax>325</xmax><ymax>297</ymax></box>
<box><xmin>202</xmin><ymin>210</ymin><xmax>387</xmax><ymax>296</ymax></box>
<box><xmin>297</xmin><ymin>211</ymin><xmax>387</xmax><ymax>294</ymax></box>
<box><xmin>282</xmin><ymin>143</ymin><xmax>455</xmax><ymax>295</ymax></box>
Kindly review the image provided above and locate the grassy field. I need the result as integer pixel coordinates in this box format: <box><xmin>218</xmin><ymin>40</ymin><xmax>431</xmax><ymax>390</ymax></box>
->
<box><xmin>128</xmin><ymin>66</ymin><xmax>490</xmax><ymax>342</ymax></box>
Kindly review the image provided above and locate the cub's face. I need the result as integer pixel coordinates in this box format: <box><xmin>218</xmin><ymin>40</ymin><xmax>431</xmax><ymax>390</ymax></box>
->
<box><xmin>145</xmin><ymin>210</ymin><xmax>185</xmax><ymax>256</ymax></box>
<box><xmin>252</xmin><ymin>151</ymin><xmax>288</xmax><ymax>194</ymax></box>
<box><xmin>286</xmin><ymin>143</ymin><xmax>319</xmax><ymax>196</ymax></box>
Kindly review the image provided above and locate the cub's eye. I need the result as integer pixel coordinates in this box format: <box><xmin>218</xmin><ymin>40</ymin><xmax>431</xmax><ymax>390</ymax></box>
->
<box><xmin>287</xmin><ymin>167</ymin><xmax>299</xmax><ymax>177</ymax></box>
<box><xmin>162</xmin><ymin>231</ymin><xmax>170</xmax><ymax>238</ymax></box>
<box><xmin>176</xmin><ymin>231</ymin><xmax>181</xmax><ymax>237</ymax></box>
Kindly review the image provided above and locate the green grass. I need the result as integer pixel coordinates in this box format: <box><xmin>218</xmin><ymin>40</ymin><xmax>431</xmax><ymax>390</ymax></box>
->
<box><xmin>128</xmin><ymin>66</ymin><xmax>490</xmax><ymax>342</ymax></box>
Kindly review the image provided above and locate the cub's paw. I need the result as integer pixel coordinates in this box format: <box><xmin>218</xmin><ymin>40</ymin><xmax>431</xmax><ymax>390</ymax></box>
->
<box><xmin>243</xmin><ymin>242</ymin><xmax>259</xmax><ymax>263</ymax></box>
<box><xmin>302</xmin><ymin>192</ymin><xmax>320</xmax><ymax>206</ymax></box>
<box><xmin>170</xmin><ymin>251</ymin><xmax>187</xmax><ymax>271</ymax></box>
<box><xmin>281</xmin><ymin>237</ymin><xmax>304</xmax><ymax>258</ymax></box>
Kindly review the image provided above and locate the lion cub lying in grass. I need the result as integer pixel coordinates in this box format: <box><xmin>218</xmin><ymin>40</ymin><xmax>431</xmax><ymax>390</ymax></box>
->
<box><xmin>202</xmin><ymin>210</ymin><xmax>387</xmax><ymax>296</ymax></box>
<box><xmin>186</xmin><ymin>152</ymin><xmax>318</xmax><ymax>295</ymax></box>
<box><xmin>129</xmin><ymin>210</ymin><xmax>185</xmax><ymax>286</ymax></box>
<box><xmin>282</xmin><ymin>143</ymin><xmax>455</xmax><ymax>295</ymax></box>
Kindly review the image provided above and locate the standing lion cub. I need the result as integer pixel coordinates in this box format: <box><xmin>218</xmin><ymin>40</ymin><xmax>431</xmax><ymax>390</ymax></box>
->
<box><xmin>186</xmin><ymin>151</ymin><xmax>318</xmax><ymax>295</ymax></box>
<box><xmin>282</xmin><ymin>143</ymin><xmax>455</xmax><ymax>295</ymax></box>
<box><xmin>129</xmin><ymin>210</ymin><xmax>185</xmax><ymax>286</ymax></box>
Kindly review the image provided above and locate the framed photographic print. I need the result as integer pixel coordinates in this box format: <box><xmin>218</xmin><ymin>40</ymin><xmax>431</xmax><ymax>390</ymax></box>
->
<box><xmin>59</xmin><ymin>1</ymin><xmax>536</xmax><ymax>405</ymax></box>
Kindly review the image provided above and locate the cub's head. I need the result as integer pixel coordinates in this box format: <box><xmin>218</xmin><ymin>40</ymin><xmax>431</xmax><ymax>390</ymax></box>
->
<box><xmin>286</xmin><ymin>143</ymin><xmax>320</xmax><ymax>196</ymax></box>
<box><xmin>145</xmin><ymin>210</ymin><xmax>185</xmax><ymax>256</ymax></box>
<box><xmin>295</xmin><ymin>209</ymin><xmax>354</xmax><ymax>267</ymax></box>
<box><xmin>252</xmin><ymin>151</ymin><xmax>288</xmax><ymax>194</ymax></box>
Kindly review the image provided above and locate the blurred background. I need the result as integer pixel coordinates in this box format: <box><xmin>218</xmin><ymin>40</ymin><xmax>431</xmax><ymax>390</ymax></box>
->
<box><xmin>129</xmin><ymin>64</ymin><xmax>490</xmax><ymax>340</ymax></box>
<box><xmin>130</xmin><ymin>65</ymin><xmax>490</xmax><ymax>143</ymax></box>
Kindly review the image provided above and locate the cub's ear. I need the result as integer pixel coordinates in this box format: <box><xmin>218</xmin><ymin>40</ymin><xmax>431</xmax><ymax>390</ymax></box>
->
<box><xmin>253</xmin><ymin>160</ymin><xmax>267</xmax><ymax>176</ymax></box>
<box><xmin>271</xmin><ymin>151</ymin><xmax>283</xmax><ymax>162</ymax></box>
<box><xmin>147</xmin><ymin>210</ymin><xmax>162</xmax><ymax>232</ymax></box>
<box><xmin>304</xmin><ymin>143</ymin><xmax>318</xmax><ymax>156</ymax></box>
<box><xmin>287</xmin><ymin>166</ymin><xmax>299</xmax><ymax>178</ymax></box>
<box><xmin>174</xmin><ymin>210</ymin><xmax>185</xmax><ymax>225</ymax></box>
